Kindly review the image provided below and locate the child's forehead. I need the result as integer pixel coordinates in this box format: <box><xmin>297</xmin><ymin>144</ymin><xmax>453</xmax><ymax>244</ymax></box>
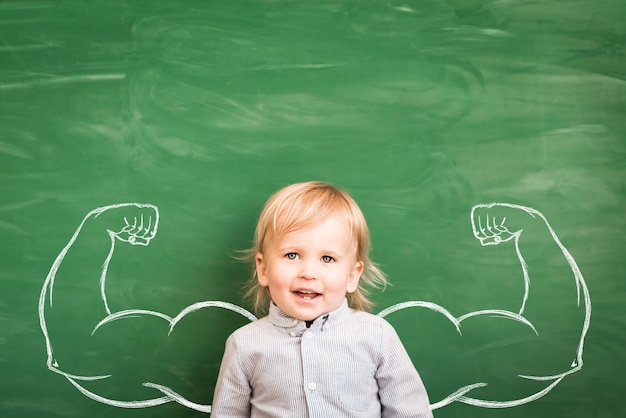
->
<box><xmin>273</xmin><ymin>209</ymin><xmax>350</xmax><ymax>233</ymax></box>
<box><xmin>265</xmin><ymin>216</ymin><xmax>357</xmax><ymax>248</ymax></box>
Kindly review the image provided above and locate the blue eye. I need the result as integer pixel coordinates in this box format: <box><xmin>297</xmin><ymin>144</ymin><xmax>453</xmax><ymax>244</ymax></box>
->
<box><xmin>321</xmin><ymin>255</ymin><xmax>334</xmax><ymax>263</ymax></box>
<box><xmin>286</xmin><ymin>252</ymin><xmax>298</xmax><ymax>260</ymax></box>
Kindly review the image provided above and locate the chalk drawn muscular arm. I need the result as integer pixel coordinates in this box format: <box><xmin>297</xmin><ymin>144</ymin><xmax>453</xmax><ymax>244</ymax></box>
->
<box><xmin>379</xmin><ymin>203</ymin><xmax>590</xmax><ymax>410</ymax></box>
<box><xmin>38</xmin><ymin>203</ymin><xmax>255</xmax><ymax>413</ymax></box>
<box><xmin>39</xmin><ymin>203</ymin><xmax>159</xmax><ymax>367</ymax></box>
<box><xmin>38</xmin><ymin>204</ymin><xmax>178</xmax><ymax>408</ymax></box>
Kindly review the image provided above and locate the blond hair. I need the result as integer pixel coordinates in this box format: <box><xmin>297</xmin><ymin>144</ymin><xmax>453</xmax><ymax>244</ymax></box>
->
<box><xmin>242</xmin><ymin>181</ymin><xmax>387</xmax><ymax>316</ymax></box>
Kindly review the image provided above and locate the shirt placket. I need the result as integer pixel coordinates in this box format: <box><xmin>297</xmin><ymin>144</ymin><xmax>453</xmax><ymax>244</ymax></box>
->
<box><xmin>300</xmin><ymin>326</ymin><xmax>321</xmax><ymax>418</ymax></box>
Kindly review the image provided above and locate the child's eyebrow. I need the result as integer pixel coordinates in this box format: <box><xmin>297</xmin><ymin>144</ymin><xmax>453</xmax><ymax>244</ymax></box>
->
<box><xmin>317</xmin><ymin>250</ymin><xmax>347</xmax><ymax>260</ymax></box>
<box><xmin>322</xmin><ymin>250</ymin><xmax>343</xmax><ymax>257</ymax></box>
<box><xmin>275</xmin><ymin>246</ymin><xmax>302</xmax><ymax>255</ymax></box>
<box><xmin>276</xmin><ymin>245</ymin><xmax>300</xmax><ymax>252</ymax></box>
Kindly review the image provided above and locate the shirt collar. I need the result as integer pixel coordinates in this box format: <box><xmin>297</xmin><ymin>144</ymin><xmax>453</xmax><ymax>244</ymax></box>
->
<box><xmin>267</xmin><ymin>298</ymin><xmax>352</xmax><ymax>332</ymax></box>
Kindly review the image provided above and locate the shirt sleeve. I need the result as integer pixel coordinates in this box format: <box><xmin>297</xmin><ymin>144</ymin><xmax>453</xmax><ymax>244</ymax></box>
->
<box><xmin>376</xmin><ymin>320</ymin><xmax>434</xmax><ymax>418</ymax></box>
<box><xmin>211</xmin><ymin>334</ymin><xmax>252</xmax><ymax>417</ymax></box>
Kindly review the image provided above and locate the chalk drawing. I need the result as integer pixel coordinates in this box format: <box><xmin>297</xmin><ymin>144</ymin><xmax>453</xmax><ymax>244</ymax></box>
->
<box><xmin>38</xmin><ymin>203</ymin><xmax>257</xmax><ymax>413</ymax></box>
<box><xmin>40</xmin><ymin>202</ymin><xmax>590</xmax><ymax>413</ymax></box>
<box><xmin>378</xmin><ymin>203</ymin><xmax>591</xmax><ymax>410</ymax></box>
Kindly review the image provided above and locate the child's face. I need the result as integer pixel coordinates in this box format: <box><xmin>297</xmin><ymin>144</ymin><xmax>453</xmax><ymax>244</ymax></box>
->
<box><xmin>256</xmin><ymin>216</ymin><xmax>364</xmax><ymax>321</ymax></box>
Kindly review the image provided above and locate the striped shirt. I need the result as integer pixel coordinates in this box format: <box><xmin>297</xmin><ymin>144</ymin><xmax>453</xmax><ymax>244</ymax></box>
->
<box><xmin>212</xmin><ymin>299</ymin><xmax>433</xmax><ymax>417</ymax></box>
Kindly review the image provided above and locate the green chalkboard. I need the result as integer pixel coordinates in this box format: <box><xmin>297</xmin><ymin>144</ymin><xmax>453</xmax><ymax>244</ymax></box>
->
<box><xmin>1</xmin><ymin>1</ymin><xmax>624</xmax><ymax>417</ymax></box>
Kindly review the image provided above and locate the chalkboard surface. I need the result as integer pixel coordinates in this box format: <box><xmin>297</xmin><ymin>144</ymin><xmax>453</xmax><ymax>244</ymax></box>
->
<box><xmin>1</xmin><ymin>1</ymin><xmax>624</xmax><ymax>417</ymax></box>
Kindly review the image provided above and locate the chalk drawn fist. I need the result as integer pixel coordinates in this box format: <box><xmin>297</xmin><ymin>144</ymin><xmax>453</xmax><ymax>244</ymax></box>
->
<box><xmin>93</xmin><ymin>203</ymin><xmax>159</xmax><ymax>246</ymax></box>
<box><xmin>471</xmin><ymin>203</ymin><xmax>538</xmax><ymax>246</ymax></box>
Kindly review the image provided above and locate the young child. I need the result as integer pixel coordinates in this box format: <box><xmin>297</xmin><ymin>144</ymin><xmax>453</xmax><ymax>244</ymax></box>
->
<box><xmin>211</xmin><ymin>181</ymin><xmax>433</xmax><ymax>417</ymax></box>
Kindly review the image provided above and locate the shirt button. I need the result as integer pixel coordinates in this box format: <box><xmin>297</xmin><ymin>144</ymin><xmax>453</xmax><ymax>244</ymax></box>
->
<box><xmin>308</xmin><ymin>382</ymin><xmax>317</xmax><ymax>390</ymax></box>
<box><xmin>289</xmin><ymin>331</ymin><xmax>296</xmax><ymax>337</ymax></box>
<box><xmin>292</xmin><ymin>319</ymin><xmax>298</xmax><ymax>325</ymax></box>
<box><xmin>305</xmin><ymin>331</ymin><xmax>313</xmax><ymax>339</ymax></box>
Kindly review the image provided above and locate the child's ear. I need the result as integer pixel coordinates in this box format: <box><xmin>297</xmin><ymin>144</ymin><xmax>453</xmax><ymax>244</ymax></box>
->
<box><xmin>256</xmin><ymin>253</ymin><xmax>269</xmax><ymax>286</ymax></box>
<box><xmin>347</xmin><ymin>260</ymin><xmax>364</xmax><ymax>293</ymax></box>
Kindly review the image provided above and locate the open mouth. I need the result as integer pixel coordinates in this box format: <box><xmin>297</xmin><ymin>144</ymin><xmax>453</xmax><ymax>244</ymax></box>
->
<box><xmin>293</xmin><ymin>290</ymin><xmax>321</xmax><ymax>300</ymax></box>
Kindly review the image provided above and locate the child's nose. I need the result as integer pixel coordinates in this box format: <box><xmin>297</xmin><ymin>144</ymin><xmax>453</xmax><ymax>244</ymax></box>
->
<box><xmin>298</xmin><ymin>259</ymin><xmax>318</xmax><ymax>279</ymax></box>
